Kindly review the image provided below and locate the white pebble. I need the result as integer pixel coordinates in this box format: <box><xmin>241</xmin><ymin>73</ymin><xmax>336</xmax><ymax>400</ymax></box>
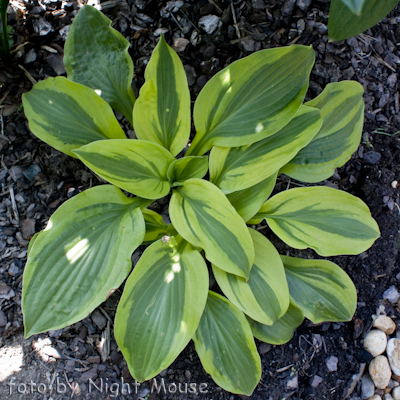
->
<box><xmin>364</xmin><ymin>329</ymin><xmax>388</xmax><ymax>357</ymax></box>
<box><xmin>383</xmin><ymin>286</ymin><xmax>400</xmax><ymax>303</ymax></box>
<box><xmin>388</xmin><ymin>339</ymin><xmax>400</xmax><ymax>375</ymax></box>
<box><xmin>373</xmin><ymin>315</ymin><xmax>397</xmax><ymax>335</ymax></box>
<box><xmin>369</xmin><ymin>355</ymin><xmax>392</xmax><ymax>389</ymax></box>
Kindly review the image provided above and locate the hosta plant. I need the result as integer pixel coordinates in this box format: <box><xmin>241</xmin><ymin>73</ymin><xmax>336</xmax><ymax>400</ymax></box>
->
<box><xmin>22</xmin><ymin>5</ymin><xmax>380</xmax><ymax>396</ymax></box>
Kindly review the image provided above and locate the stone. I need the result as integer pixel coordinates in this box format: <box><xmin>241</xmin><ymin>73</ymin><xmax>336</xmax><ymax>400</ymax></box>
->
<box><xmin>20</xmin><ymin>218</ymin><xmax>36</xmax><ymax>240</ymax></box>
<box><xmin>198</xmin><ymin>15</ymin><xmax>221</xmax><ymax>34</ymax></box>
<box><xmin>309</xmin><ymin>375</ymin><xmax>322</xmax><ymax>388</ymax></box>
<box><xmin>373</xmin><ymin>315</ymin><xmax>396</xmax><ymax>335</ymax></box>
<box><xmin>0</xmin><ymin>310</ymin><xmax>7</xmax><ymax>327</ymax></box>
<box><xmin>80</xmin><ymin>367</ymin><xmax>98</xmax><ymax>383</ymax></box>
<box><xmin>385</xmin><ymin>394</ymin><xmax>394</xmax><ymax>400</ymax></box>
<box><xmin>369</xmin><ymin>356</ymin><xmax>392</xmax><ymax>389</ymax></box>
<box><xmin>361</xmin><ymin>374</ymin><xmax>375</xmax><ymax>399</ymax></box>
<box><xmin>363</xmin><ymin>151</ymin><xmax>381</xmax><ymax>165</ymax></box>
<box><xmin>369</xmin><ymin>396</ymin><xmax>382</xmax><ymax>400</ymax></box>
<box><xmin>286</xmin><ymin>374</ymin><xmax>298</xmax><ymax>390</ymax></box>
<box><xmin>91</xmin><ymin>310</ymin><xmax>106</xmax><ymax>330</ymax></box>
<box><xmin>258</xmin><ymin>343</ymin><xmax>271</xmax><ymax>354</ymax></box>
<box><xmin>384</xmin><ymin>286</ymin><xmax>400</xmax><ymax>303</ymax></box>
<box><xmin>364</xmin><ymin>330</ymin><xmax>388</xmax><ymax>357</ymax></box>
<box><xmin>393</xmin><ymin>387</ymin><xmax>400</xmax><ymax>400</ymax></box>
<box><xmin>387</xmin><ymin>339</ymin><xmax>400</xmax><ymax>375</ymax></box>
<box><xmin>326</xmin><ymin>356</ymin><xmax>338</xmax><ymax>372</ymax></box>
<box><xmin>25</xmin><ymin>48</ymin><xmax>37</xmax><ymax>64</ymax></box>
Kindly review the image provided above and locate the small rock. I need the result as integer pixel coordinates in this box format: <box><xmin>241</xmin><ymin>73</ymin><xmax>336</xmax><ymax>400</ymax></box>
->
<box><xmin>385</xmin><ymin>394</ymin><xmax>394</xmax><ymax>400</ymax></box>
<box><xmin>49</xmin><ymin>329</ymin><xmax>63</xmax><ymax>338</ymax></box>
<box><xmin>80</xmin><ymin>367</ymin><xmax>98</xmax><ymax>383</ymax></box>
<box><xmin>369</xmin><ymin>355</ymin><xmax>392</xmax><ymax>389</ymax></box>
<box><xmin>384</xmin><ymin>286</ymin><xmax>400</xmax><ymax>303</ymax></box>
<box><xmin>364</xmin><ymin>330</ymin><xmax>388</xmax><ymax>357</ymax></box>
<box><xmin>282</xmin><ymin>0</ymin><xmax>296</xmax><ymax>15</ymax></box>
<box><xmin>9</xmin><ymin>166</ymin><xmax>24</xmax><ymax>181</ymax></box>
<box><xmin>25</xmin><ymin>48</ymin><xmax>37</xmax><ymax>64</ymax></box>
<box><xmin>86</xmin><ymin>356</ymin><xmax>100</xmax><ymax>364</ymax></box>
<box><xmin>91</xmin><ymin>310</ymin><xmax>107</xmax><ymax>330</ymax></box>
<box><xmin>363</xmin><ymin>151</ymin><xmax>381</xmax><ymax>165</ymax></box>
<box><xmin>20</xmin><ymin>218</ymin><xmax>36</xmax><ymax>240</ymax></box>
<box><xmin>361</xmin><ymin>374</ymin><xmax>375</xmax><ymax>399</ymax></box>
<box><xmin>0</xmin><ymin>310</ymin><xmax>7</xmax><ymax>327</ymax></box>
<box><xmin>326</xmin><ymin>356</ymin><xmax>338</xmax><ymax>372</ymax></box>
<box><xmin>309</xmin><ymin>375</ymin><xmax>322</xmax><ymax>388</ymax></box>
<box><xmin>286</xmin><ymin>374</ymin><xmax>298</xmax><ymax>390</ymax></box>
<box><xmin>33</xmin><ymin>18</ymin><xmax>54</xmax><ymax>36</ymax></box>
<box><xmin>42</xmin><ymin>346</ymin><xmax>62</xmax><ymax>359</ymax></box>
<box><xmin>393</xmin><ymin>386</ymin><xmax>400</xmax><ymax>400</ymax></box>
<box><xmin>173</xmin><ymin>37</ymin><xmax>189</xmax><ymax>52</ymax></box>
<box><xmin>198</xmin><ymin>15</ymin><xmax>221</xmax><ymax>34</ymax></box>
<box><xmin>373</xmin><ymin>315</ymin><xmax>396</xmax><ymax>335</ymax></box>
<box><xmin>64</xmin><ymin>360</ymin><xmax>75</xmax><ymax>372</ymax></box>
<box><xmin>388</xmin><ymin>339</ymin><xmax>400</xmax><ymax>375</ymax></box>
<box><xmin>8</xmin><ymin>263</ymin><xmax>20</xmax><ymax>277</ymax></box>
<box><xmin>47</xmin><ymin>54</ymin><xmax>66</xmax><ymax>75</ymax></box>
<box><xmin>16</xmin><ymin>232</ymin><xmax>29</xmax><ymax>247</ymax></box>
<box><xmin>59</xmin><ymin>25</ymin><xmax>71</xmax><ymax>41</ymax></box>
<box><xmin>258</xmin><ymin>343</ymin><xmax>271</xmax><ymax>354</ymax></box>
<box><xmin>369</xmin><ymin>396</ymin><xmax>382</xmax><ymax>400</ymax></box>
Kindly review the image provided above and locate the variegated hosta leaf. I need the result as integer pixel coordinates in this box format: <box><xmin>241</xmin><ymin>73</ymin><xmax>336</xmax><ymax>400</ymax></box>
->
<box><xmin>212</xmin><ymin>228</ymin><xmax>289</xmax><ymax>325</ymax></box>
<box><xmin>73</xmin><ymin>139</ymin><xmax>175</xmax><ymax>199</ymax></box>
<box><xmin>226</xmin><ymin>173</ymin><xmax>277</xmax><ymax>222</ymax></box>
<box><xmin>253</xmin><ymin>186</ymin><xmax>380</xmax><ymax>256</ymax></box>
<box><xmin>169</xmin><ymin>179</ymin><xmax>254</xmax><ymax>280</ymax></box>
<box><xmin>142</xmin><ymin>209</ymin><xmax>168</xmax><ymax>244</ymax></box>
<box><xmin>64</xmin><ymin>5</ymin><xmax>136</xmax><ymax>124</ymax></box>
<box><xmin>281</xmin><ymin>81</ymin><xmax>364</xmax><ymax>182</ymax></box>
<box><xmin>22</xmin><ymin>185</ymin><xmax>145</xmax><ymax>337</ymax></box>
<box><xmin>186</xmin><ymin>45</ymin><xmax>315</xmax><ymax>156</ymax></box>
<box><xmin>114</xmin><ymin>236</ymin><xmax>208</xmax><ymax>382</ymax></box>
<box><xmin>167</xmin><ymin>156</ymin><xmax>208</xmax><ymax>186</ymax></box>
<box><xmin>281</xmin><ymin>255</ymin><xmax>357</xmax><ymax>323</ymax></box>
<box><xmin>210</xmin><ymin>106</ymin><xmax>322</xmax><ymax>192</ymax></box>
<box><xmin>249</xmin><ymin>302</ymin><xmax>304</xmax><ymax>345</ymax></box>
<box><xmin>133</xmin><ymin>35</ymin><xmax>191</xmax><ymax>156</ymax></box>
<box><xmin>329</xmin><ymin>0</ymin><xmax>399</xmax><ymax>42</ymax></box>
<box><xmin>193</xmin><ymin>291</ymin><xmax>261</xmax><ymax>396</ymax></box>
<box><xmin>340</xmin><ymin>0</ymin><xmax>365</xmax><ymax>14</ymax></box>
<box><xmin>22</xmin><ymin>77</ymin><xmax>126</xmax><ymax>158</ymax></box>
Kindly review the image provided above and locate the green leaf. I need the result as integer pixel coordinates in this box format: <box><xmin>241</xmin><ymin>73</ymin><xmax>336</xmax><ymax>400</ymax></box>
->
<box><xmin>193</xmin><ymin>291</ymin><xmax>261</xmax><ymax>396</ymax></box>
<box><xmin>22</xmin><ymin>77</ymin><xmax>126</xmax><ymax>158</ymax></box>
<box><xmin>167</xmin><ymin>156</ymin><xmax>208</xmax><ymax>186</ymax></box>
<box><xmin>249</xmin><ymin>302</ymin><xmax>304</xmax><ymax>345</ymax></box>
<box><xmin>27</xmin><ymin>231</ymin><xmax>40</xmax><ymax>257</ymax></box>
<box><xmin>212</xmin><ymin>228</ymin><xmax>289</xmax><ymax>325</ymax></box>
<box><xmin>282</xmin><ymin>255</ymin><xmax>357</xmax><ymax>323</ymax></box>
<box><xmin>115</xmin><ymin>235</ymin><xmax>208</xmax><ymax>382</ymax></box>
<box><xmin>22</xmin><ymin>185</ymin><xmax>145</xmax><ymax>337</ymax></box>
<box><xmin>64</xmin><ymin>5</ymin><xmax>136</xmax><ymax>124</ymax></box>
<box><xmin>328</xmin><ymin>0</ymin><xmax>399</xmax><ymax>42</ymax></box>
<box><xmin>133</xmin><ymin>35</ymin><xmax>191</xmax><ymax>156</ymax></box>
<box><xmin>281</xmin><ymin>81</ymin><xmax>364</xmax><ymax>183</ymax></box>
<box><xmin>226</xmin><ymin>173</ymin><xmax>277</xmax><ymax>222</ymax></box>
<box><xmin>210</xmin><ymin>106</ymin><xmax>322</xmax><ymax>192</ymax></box>
<box><xmin>254</xmin><ymin>186</ymin><xmax>380</xmax><ymax>256</ymax></box>
<box><xmin>142</xmin><ymin>209</ymin><xmax>168</xmax><ymax>244</ymax></box>
<box><xmin>73</xmin><ymin>139</ymin><xmax>175</xmax><ymax>200</ymax></box>
<box><xmin>169</xmin><ymin>179</ymin><xmax>254</xmax><ymax>280</ymax></box>
<box><xmin>186</xmin><ymin>45</ymin><xmax>315</xmax><ymax>156</ymax></box>
<box><xmin>340</xmin><ymin>0</ymin><xmax>365</xmax><ymax>15</ymax></box>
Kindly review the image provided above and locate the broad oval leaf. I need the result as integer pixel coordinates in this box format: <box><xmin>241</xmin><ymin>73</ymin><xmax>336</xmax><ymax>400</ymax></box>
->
<box><xmin>253</xmin><ymin>186</ymin><xmax>380</xmax><ymax>256</ymax></box>
<box><xmin>193</xmin><ymin>291</ymin><xmax>261</xmax><ymax>396</ymax></box>
<box><xmin>210</xmin><ymin>106</ymin><xmax>322</xmax><ymax>192</ymax></box>
<box><xmin>142</xmin><ymin>209</ymin><xmax>168</xmax><ymax>244</ymax></box>
<box><xmin>133</xmin><ymin>35</ymin><xmax>191</xmax><ymax>156</ymax></box>
<box><xmin>74</xmin><ymin>139</ymin><xmax>175</xmax><ymax>199</ymax></box>
<box><xmin>22</xmin><ymin>185</ymin><xmax>145</xmax><ymax>337</ymax></box>
<box><xmin>115</xmin><ymin>236</ymin><xmax>208</xmax><ymax>381</ymax></box>
<box><xmin>64</xmin><ymin>5</ymin><xmax>136</xmax><ymax>124</ymax></box>
<box><xmin>226</xmin><ymin>173</ymin><xmax>277</xmax><ymax>222</ymax></box>
<box><xmin>328</xmin><ymin>0</ymin><xmax>399</xmax><ymax>42</ymax></box>
<box><xmin>167</xmin><ymin>156</ymin><xmax>208</xmax><ymax>186</ymax></box>
<box><xmin>22</xmin><ymin>77</ymin><xmax>126</xmax><ymax>158</ymax></box>
<box><xmin>169</xmin><ymin>179</ymin><xmax>254</xmax><ymax>279</ymax></box>
<box><xmin>212</xmin><ymin>228</ymin><xmax>289</xmax><ymax>325</ymax></box>
<box><xmin>340</xmin><ymin>0</ymin><xmax>365</xmax><ymax>14</ymax></box>
<box><xmin>249</xmin><ymin>302</ymin><xmax>304</xmax><ymax>345</ymax></box>
<box><xmin>186</xmin><ymin>45</ymin><xmax>315</xmax><ymax>156</ymax></box>
<box><xmin>281</xmin><ymin>81</ymin><xmax>364</xmax><ymax>183</ymax></box>
<box><xmin>281</xmin><ymin>255</ymin><xmax>357</xmax><ymax>323</ymax></box>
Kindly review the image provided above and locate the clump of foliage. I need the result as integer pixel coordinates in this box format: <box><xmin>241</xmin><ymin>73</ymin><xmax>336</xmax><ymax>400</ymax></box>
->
<box><xmin>21</xmin><ymin>5</ymin><xmax>380</xmax><ymax>395</ymax></box>
<box><xmin>329</xmin><ymin>0</ymin><xmax>398</xmax><ymax>41</ymax></box>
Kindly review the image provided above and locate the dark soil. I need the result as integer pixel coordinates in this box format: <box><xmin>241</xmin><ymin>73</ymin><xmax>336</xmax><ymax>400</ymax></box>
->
<box><xmin>0</xmin><ymin>0</ymin><xmax>399</xmax><ymax>399</ymax></box>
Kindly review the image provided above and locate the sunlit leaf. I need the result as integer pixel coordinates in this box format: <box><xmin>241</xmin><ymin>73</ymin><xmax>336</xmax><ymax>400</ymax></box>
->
<box><xmin>169</xmin><ymin>179</ymin><xmax>254</xmax><ymax>279</ymax></box>
<box><xmin>212</xmin><ymin>228</ymin><xmax>289</xmax><ymax>325</ymax></box>
<box><xmin>282</xmin><ymin>255</ymin><xmax>357</xmax><ymax>323</ymax></box>
<box><xmin>115</xmin><ymin>236</ymin><xmax>208</xmax><ymax>381</ymax></box>
<box><xmin>133</xmin><ymin>35</ymin><xmax>191</xmax><ymax>156</ymax></box>
<box><xmin>187</xmin><ymin>45</ymin><xmax>315</xmax><ymax>156</ymax></box>
<box><xmin>167</xmin><ymin>156</ymin><xmax>208</xmax><ymax>186</ymax></box>
<box><xmin>64</xmin><ymin>5</ymin><xmax>136</xmax><ymax>124</ymax></box>
<box><xmin>193</xmin><ymin>291</ymin><xmax>261</xmax><ymax>395</ymax></box>
<box><xmin>22</xmin><ymin>77</ymin><xmax>126</xmax><ymax>158</ymax></box>
<box><xmin>142</xmin><ymin>209</ymin><xmax>168</xmax><ymax>244</ymax></box>
<box><xmin>74</xmin><ymin>139</ymin><xmax>175</xmax><ymax>199</ymax></box>
<box><xmin>253</xmin><ymin>186</ymin><xmax>380</xmax><ymax>256</ymax></box>
<box><xmin>22</xmin><ymin>185</ymin><xmax>145</xmax><ymax>337</ymax></box>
